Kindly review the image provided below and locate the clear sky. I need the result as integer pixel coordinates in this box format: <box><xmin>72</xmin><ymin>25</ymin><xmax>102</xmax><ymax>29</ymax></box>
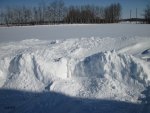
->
<box><xmin>0</xmin><ymin>0</ymin><xmax>150</xmax><ymax>19</ymax></box>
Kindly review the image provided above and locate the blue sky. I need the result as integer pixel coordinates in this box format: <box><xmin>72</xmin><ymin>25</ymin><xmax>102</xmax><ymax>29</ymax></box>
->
<box><xmin>0</xmin><ymin>0</ymin><xmax>150</xmax><ymax>18</ymax></box>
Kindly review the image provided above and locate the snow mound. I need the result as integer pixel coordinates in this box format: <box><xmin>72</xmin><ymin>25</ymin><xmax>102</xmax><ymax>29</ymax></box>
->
<box><xmin>0</xmin><ymin>38</ymin><xmax>150</xmax><ymax>104</ymax></box>
<box><xmin>73</xmin><ymin>51</ymin><xmax>150</xmax><ymax>85</ymax></box>
<box><xmin>0</xmin><ymin>49</ymin><xmax>149</xmax><ymax>101</ymax></box>
<box><xmin>1</xmin><ymin>52</ymin><xmax>68</xmax><ymax>91</ymax></box>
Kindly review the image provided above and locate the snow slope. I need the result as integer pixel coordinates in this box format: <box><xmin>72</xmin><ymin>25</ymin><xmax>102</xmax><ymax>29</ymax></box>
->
<box><xmin>0</xmin><ymin>24</ymin><xmax>150</xmax><ymax>113</ymax></box>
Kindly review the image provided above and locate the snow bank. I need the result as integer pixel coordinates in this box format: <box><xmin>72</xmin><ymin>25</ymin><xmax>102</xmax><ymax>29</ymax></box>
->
<box><xmin>1</xmin><ymin>23</ymin><xmax>150</xmax><ymax>113</ymax></box>
<box><xmin>73</xmin><ymin>51</ymin><xmax>150</xmax><ymax>85</ymax></box>
<box><xmin>0</xmin><ymin>37</ymin><xmax>150</xmax><ymax>113</ymax></box>
<box><xmin>0</xmin><ymin>48</ymin><xmax>149</xmax><ymax>99</ymax></box>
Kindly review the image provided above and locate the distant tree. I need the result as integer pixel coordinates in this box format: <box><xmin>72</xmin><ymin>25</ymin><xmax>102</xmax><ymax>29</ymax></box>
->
<box><xmin>104</xmin><ymin>5</ymin><xmax>111</xmax><ymax>23</ymax></box>
<box><xmin>93</xmin><ymin>6</ymin><xmax>105</xmax><ymax>22</ymax></box>
<box><xmin>0</xmin><ymin>10</ymin><xmax>5</xmax><ymax>25</ymax></box>
<box><xmin>33</xmin><ymin>7</ymin><xmax>39</xmax><ymax>24</ymax></box>
<box><xmin>49</xmin><ymin>0</ymin><xmax>65</xmax><ymax>23</ymax></box>
<box><xmin>144</xmin><ymin>5</ymin><xmax>150</xmax><ymax>24</ymax></box>
<box><xmin>57</xmin><ymin>0</ymin><xmax>66</xmax><ymax>22</ymax></box>
<box><xmin>45</xmin><ymin>5</ymin><xmax>52</xmax><ymax>23</ymax></box>
<box><xmin>116</xmin><ymin>3</ymin><xmax>122</xmax><ymax>21</ymax></box>
<box><xmin>4</xmin><ymin>7</ymin><xmax>12</xmax><ymax>25</ymax></box>
<box><xmin>65</xmin><ymin>6</ymin><xmax>80</xmax><ymax>23</ymax></box>
<box><xmin>104</xmin><ymin>3</ymin><xmax>122</xmax><ymax>23</ymax></box>
<box><xmin>21</xmin><ymin>6</ymin><xmax>32</xmax><ymax>24</ymax></box>
<box><xmin>39</xmin><ymin>0</ymin><xmax>46</xmax><ymax>23</ymax></box>
<box><xmin>81</xmin><ymin>5</ymin><xmax>95</xmax><ymax>23</ymax></box>
<box><xmin>38</xmin><ymin>6</ymin><xmax>44</xmax><ymax>23</ymax></box>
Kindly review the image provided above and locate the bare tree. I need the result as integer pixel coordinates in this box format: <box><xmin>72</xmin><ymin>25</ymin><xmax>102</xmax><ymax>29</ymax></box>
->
<box><xmin>144</xmin><ymin>5</ymin><xmax>150</xmax><ymax>24</ymax></box>
<box><xmin>4</xmin><ymin>7</ymin><xmax>13</xmax><ymax>25</ymax></box>
<box><xmin>104</xmin><ymin>3</ymin><xmax>121</xmax><ymax>23</ymax></box>
<box><xmin>0</xmin><ymin>9</ymin><xmax>5</xmax><ymax>25</ymax></box>
<box><xmin>33</xmin><ymin>7</ymin><xmax>38</xmax><ymax>24</ymax></box>
<box><xmin>39</xmin><ymin>0</ymin><xmax>46</xmax><ymax>23</ymax></box>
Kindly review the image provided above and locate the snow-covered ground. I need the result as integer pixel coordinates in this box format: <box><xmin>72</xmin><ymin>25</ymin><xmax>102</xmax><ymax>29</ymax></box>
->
<box><xmin>0</xmin><ymin>24</ymin><xmax>150</xmax><ymax>43</ymax></box>
<box><xmin>0</xmin><ymin>24</ymin><xmax>150</xmax><ymax>113</ymax></box>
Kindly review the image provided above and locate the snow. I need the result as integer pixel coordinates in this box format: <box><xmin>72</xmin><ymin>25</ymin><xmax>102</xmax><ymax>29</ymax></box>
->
<box><xmin>0</xmin><ymin>24</ymin><xmax>150</xmax><ymax>113</ymax></box>
<box><xmin>0</xmin><ymin>24</ymin><xmax>150</xmax><ymax>43</ymax></box>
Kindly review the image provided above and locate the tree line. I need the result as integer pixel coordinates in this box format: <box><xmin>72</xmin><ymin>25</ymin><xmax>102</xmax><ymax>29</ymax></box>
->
<box><xmin>65</xmin><ymin>3</ymin><xmax>121</xmax><ymax>23</ymax></box>
<box><xmin>0</xmin><ymin>0</ymin><xmax>122</xmax><ymax>26</ymax></box>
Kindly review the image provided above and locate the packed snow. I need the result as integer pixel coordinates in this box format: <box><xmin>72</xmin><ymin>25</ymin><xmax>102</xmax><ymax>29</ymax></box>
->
<box><xmin>0</xmin><ymin>24</ymin><xmax>150</xmax><ymax>113</ymax></box>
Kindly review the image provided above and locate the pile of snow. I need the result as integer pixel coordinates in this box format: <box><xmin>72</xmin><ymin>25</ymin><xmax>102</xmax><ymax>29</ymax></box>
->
<box><xmin>0</xmin><ymin>37</ymin><xmax>149</xmax><ymax>101</ymax></box>
<box><xmin>73</xmin><ymin>51</ymin><xmax>150</xmax><ymax>84</ymax></box>
<box><xmin>0</xmin><ymin>24</ymin><xmax>150</xmax><ymax>113</ymax></box>
<box><xmin>67</xmin><ymin>51</ymin><xmax>149</xmax><ymax>101</ymax></box>
<box><xmin>0</xmin><ymin>53</ymin><xmax>69</xmax><ymax>91</ymax></box>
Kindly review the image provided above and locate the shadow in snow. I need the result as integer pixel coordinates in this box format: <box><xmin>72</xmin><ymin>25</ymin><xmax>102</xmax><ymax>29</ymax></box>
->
<box><xmin>0</xmin><ymin>89</ymin><xmax>142</xmax><ymax>113</ymax></box>
<box><xmin>138</xmin><ymin>86</ymin><xmax>150</xmax><ymax>113</ymax></box>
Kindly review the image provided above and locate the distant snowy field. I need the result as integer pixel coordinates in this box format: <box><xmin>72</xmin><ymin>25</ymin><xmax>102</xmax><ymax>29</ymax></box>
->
<box><xmin>0</xmin><ymin>24</ymin><xmax>150</xmax><ymax>42</ymax></box>
<box><xmin>0</xmin><ymin>24</ymin><xmax>150</xmax><ymax>113</ymax></box>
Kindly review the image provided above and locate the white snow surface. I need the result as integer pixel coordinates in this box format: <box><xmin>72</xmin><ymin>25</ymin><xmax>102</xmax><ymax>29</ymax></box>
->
<box><xmin>0</xmin><ymin>24</ymin><xmax>150</xmax><ymax>113</ymax></box>
<box><xmin>0</xmin><ymin>24</ymin><xmax>150</xmax><ymax>43</ymax></box>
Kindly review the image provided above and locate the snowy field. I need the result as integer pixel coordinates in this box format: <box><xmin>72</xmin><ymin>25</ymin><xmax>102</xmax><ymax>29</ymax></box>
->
<box><xmin>0</xmin><ymin>24</ymin><xmax>150</xmax><ymax>113</ymax></box>
<box><xmin>0</xmin><ymin>24</ymin><xmax>150</xmax><ymax>42</ymax></box>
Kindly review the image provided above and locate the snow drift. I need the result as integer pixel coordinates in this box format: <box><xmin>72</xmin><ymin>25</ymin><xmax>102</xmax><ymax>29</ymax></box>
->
<box><xmin>0</xmin><ymin>45</ymin><xmax>149</xmax><ymax>101</ymax></box>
